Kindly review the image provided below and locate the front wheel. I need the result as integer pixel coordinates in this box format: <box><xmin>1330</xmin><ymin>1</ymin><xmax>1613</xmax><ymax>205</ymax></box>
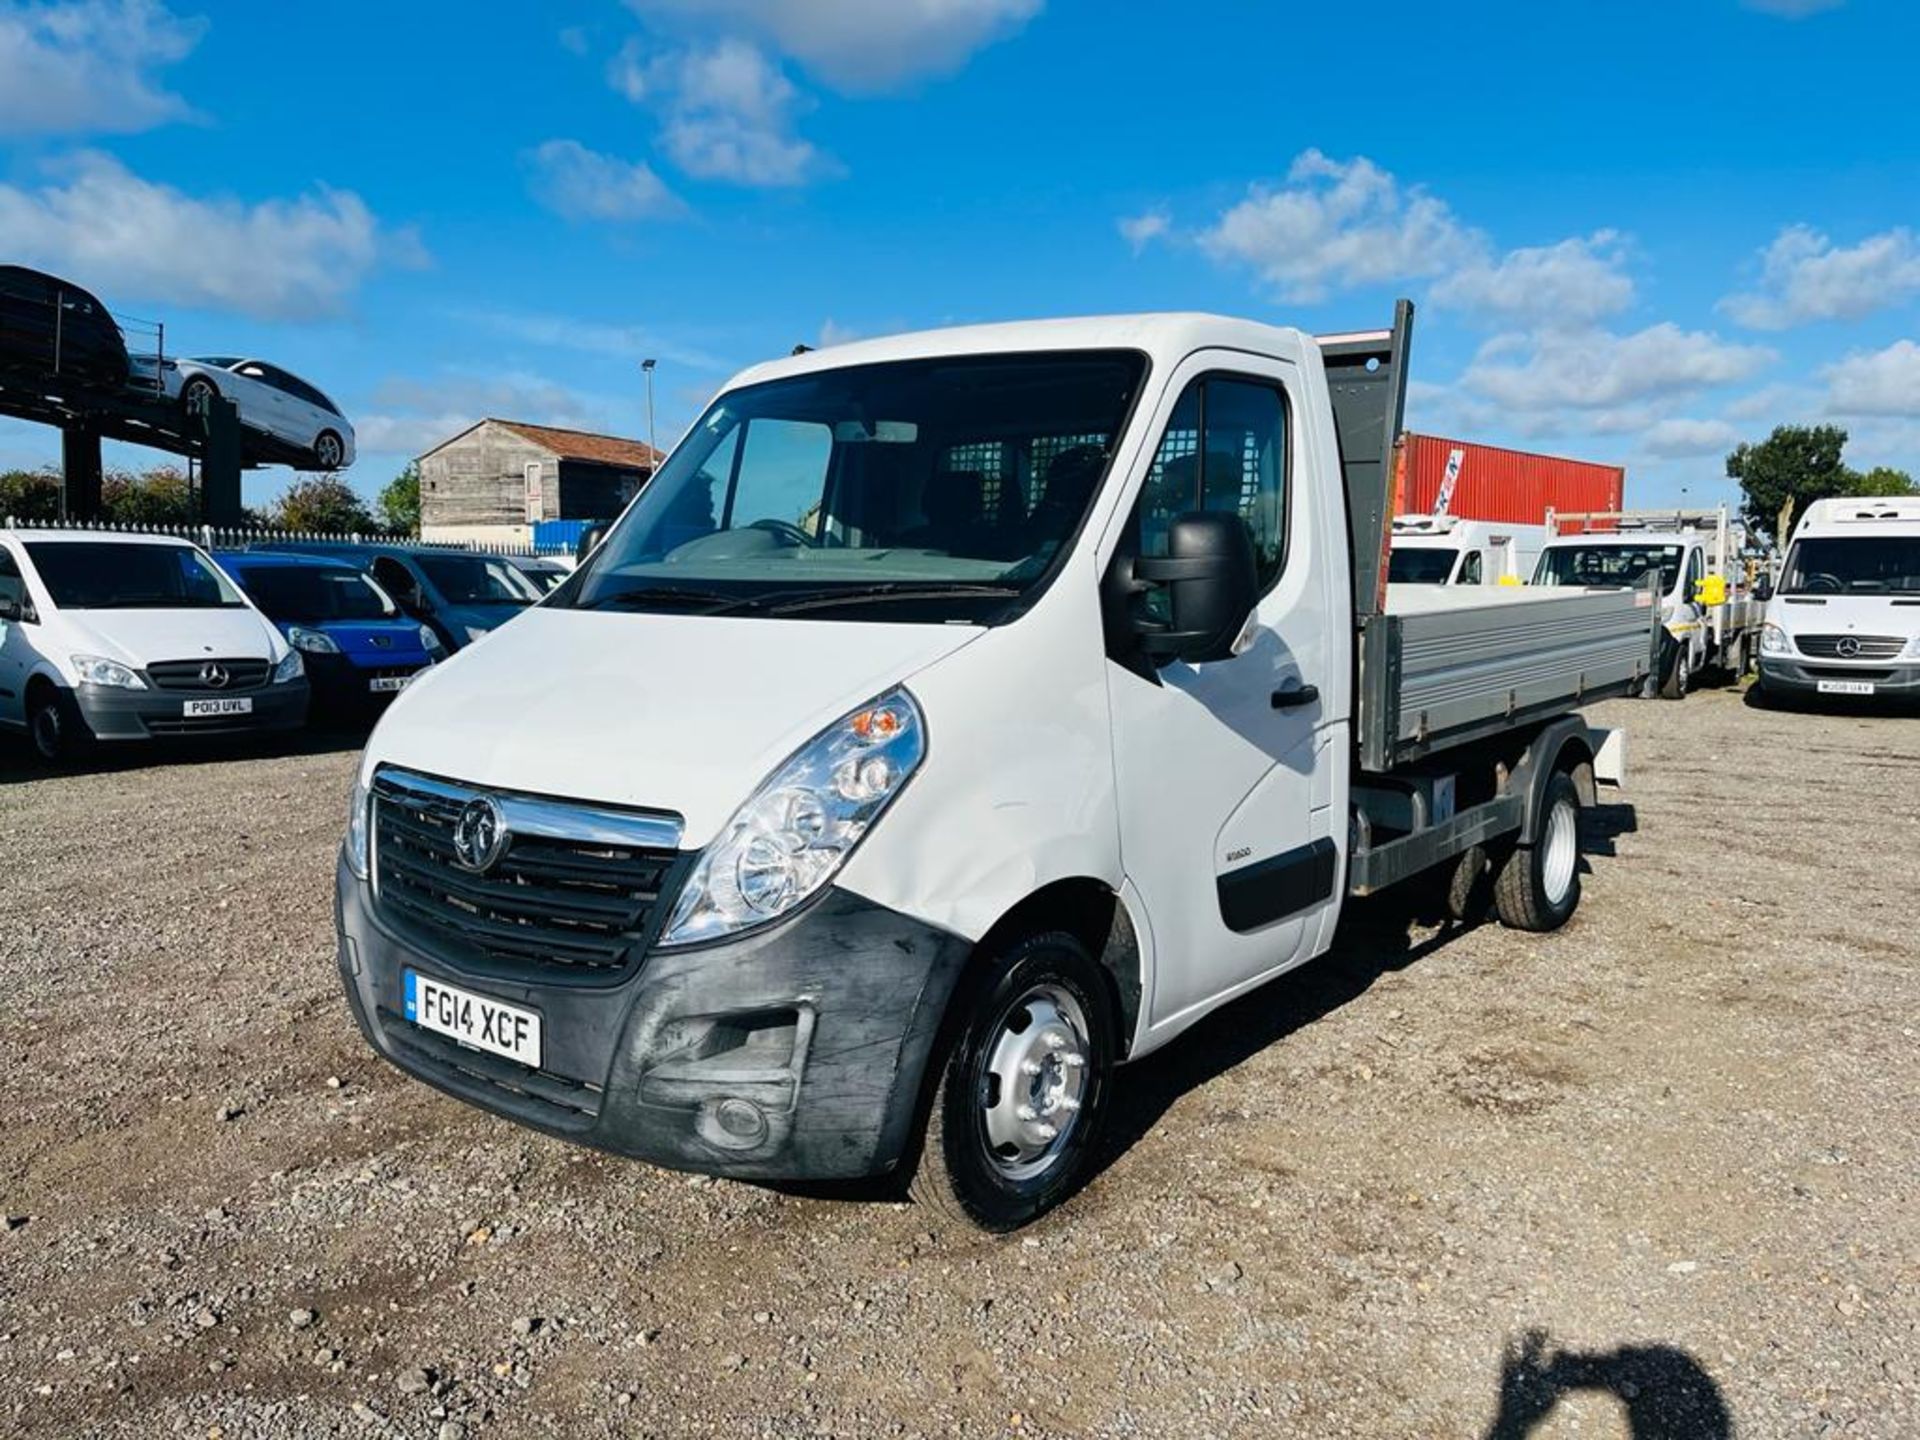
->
<box><xmin>313</xmin><ymin>430</ymin><xmax>345</xmax><ymax>470</ymax></box>
<box><xmin>28</xmin><ymin>687</ymin><xmax>77</xmax><ymax>764</ymax></box>
<box><xmin>1493</xmin><ymin>771</ymin><xmax>1583</xmax><ymax>932</ymax></box>
<box><xmin>1661</xmin><ymin>640</ymin><xmax>1693</xmax><ymax>700</ymax></box>
<box><xmin>910</xmin><ymin>933</ymin><xmax>1116</xmax><ymax>1231</ymax></box>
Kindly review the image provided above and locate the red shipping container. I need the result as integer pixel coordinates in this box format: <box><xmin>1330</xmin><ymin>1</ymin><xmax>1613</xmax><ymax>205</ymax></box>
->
<box><xmin>1394</xmin><ymin>434</ymin><xmax>1624</xmax><ymax>526</ymax></box>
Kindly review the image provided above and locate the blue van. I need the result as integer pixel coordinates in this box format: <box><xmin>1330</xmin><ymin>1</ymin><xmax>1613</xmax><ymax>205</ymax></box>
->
<box><xmin>216</xmin><ymin>551</ymin><xmax>441</xmax><ymax>716</ymax></box>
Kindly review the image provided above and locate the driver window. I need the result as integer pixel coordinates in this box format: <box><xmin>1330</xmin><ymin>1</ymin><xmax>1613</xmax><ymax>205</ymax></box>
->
<box><xmin>1457</xmin><ymin>550</ymin><xmax>1484</xmax><ymax>585</ymax></box>
<box><xmin>0</xmin><ymin>549</ymin><xmax>25</xmax><ymax>618</ymax></box>
<box><xmin>725</xmin><ymin>419</ymin><xmax>834</xmax><ymax>538</ymax></box>
<box><xmin>372</xmin><ymin>557</ymin><xmax>420</xmax><ymax>608</ymax></box>
<box><xmin>1684</xmin><ymin>549</ymin><xmax>1704</xmax><ymax>598</ymax></box>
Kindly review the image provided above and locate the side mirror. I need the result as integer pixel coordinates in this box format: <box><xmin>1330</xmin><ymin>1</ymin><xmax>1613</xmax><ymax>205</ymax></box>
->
<box><xmin>576</xmin><ymin>524</ymin><xmax>609</xmax><ymax>565</ymax></box>
<box><xmin>1132</xmin><ymin>511</ymin><xmax>1259</xmax><ymax>664</ymax></box>
<box><xmin>1754</xmin><ymin>574</ymin><xmax>1774</xmax><ymax>602</ymax></box>
<box><xmin>0</xmin><ymin>595</ymin><xmax>20</xmax><ymax>623</ymax></box>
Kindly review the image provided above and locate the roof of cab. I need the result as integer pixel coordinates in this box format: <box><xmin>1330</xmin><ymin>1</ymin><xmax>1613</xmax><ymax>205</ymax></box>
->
<box><xmin>721</xmin><ymin>312</ymin><xmax>1317</xmax><ymax>394</ymax></box>
<box><xmin>1797</xmin><ymin>495</ymin><xmax>1920</xmax><ymax>535</ymax></box>
<box><xmin>3</xmin><ymin>528</ymin><xmax>196</xmax><ymax>546</ymax></box>
<box><xmin>214</xmin><ymin>550</ymin><xmax>365</xmax><ymax>569</ymax></box>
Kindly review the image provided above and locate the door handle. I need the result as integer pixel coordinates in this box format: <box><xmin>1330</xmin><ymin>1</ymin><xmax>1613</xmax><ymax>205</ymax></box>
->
<box><xmin>1271</xmin><ymin>683</ymin><xmax>1319</xmax><ymax>709</ymax></box>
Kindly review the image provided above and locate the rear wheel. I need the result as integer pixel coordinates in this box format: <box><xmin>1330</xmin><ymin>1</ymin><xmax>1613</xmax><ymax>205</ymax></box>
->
<box><xmin>910</xmin><ymin>932</ymin><xmax>1116</xmax><ymax>1231</ymax></box>
<box><xmin>180</xmin><ymin>375</ymin><xmax>218</xmax><ymax>416</ymax></box>
<box><xmin>1493</xmin><ymin>771</ymin><xmax>1583</xmax><ymax>932</ymax></box>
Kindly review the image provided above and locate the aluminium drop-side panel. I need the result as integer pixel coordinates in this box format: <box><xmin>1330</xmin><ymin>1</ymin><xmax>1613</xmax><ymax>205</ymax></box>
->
<box><xmin>1374</xmin><ymin>585</ymin><xmax>1653</xmax><ymax>766</ymax></box>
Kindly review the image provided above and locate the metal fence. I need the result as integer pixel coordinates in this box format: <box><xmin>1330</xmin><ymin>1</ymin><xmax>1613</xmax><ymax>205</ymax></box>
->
<box><xmin>0</xmin><ymin>516</ymin><xmax>572</xmax><ymax>557</ymax></box>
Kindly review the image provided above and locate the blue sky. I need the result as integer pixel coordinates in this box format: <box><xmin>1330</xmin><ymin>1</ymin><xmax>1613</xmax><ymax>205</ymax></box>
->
<box><xmin>1</xmin><ymin>0</ymin><xmax>1916</xmax><ymax>511</ymax></box>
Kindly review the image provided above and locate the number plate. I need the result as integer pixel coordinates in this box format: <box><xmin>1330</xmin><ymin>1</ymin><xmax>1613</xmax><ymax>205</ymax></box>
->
<box><xmin>1817</xmin><ymin>679</ymin><xmax>1876</xmax><ymax>695</ymax></box>
<box><xmin>404</xmin><ymin>970</ymin><xmax>542</xmax><ymax>1067</ymax></box>
<box><xmin>369</xmin><ymin>675</ymin><xmax>411</xmax><ymax>693</ymax></box>
<box><xmin>184</xmin><ymin>696</ymin><xmax>253</xmax><ymax>717</ymax></box>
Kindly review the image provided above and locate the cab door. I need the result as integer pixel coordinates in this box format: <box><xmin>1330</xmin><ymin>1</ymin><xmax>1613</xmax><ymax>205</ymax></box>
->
<box><xmin>1100</xmin><ymin>351</ymin><xmax>1341</xmax><ymax>1036</ymax></box>
<box><xmin>0</xmin><ymin>545</ymin><xmax>32</xmax><ymax>726</ymax></box>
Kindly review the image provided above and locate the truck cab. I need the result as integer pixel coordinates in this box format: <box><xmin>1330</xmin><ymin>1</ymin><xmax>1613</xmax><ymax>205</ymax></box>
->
<box><xmin>1388</xmin><ymin>514</ymin><xmax>1543</xmax><ymax>586</ymax></box>
<box><xmin>336</xmin><ymin>308</ymin><xmax>1638</xmax><ymax>1229</ymax></box>
<box><xmin>1757</xmin><ymin>495</ymin><xmax>1920</xmax><ymax>702</ymax></box>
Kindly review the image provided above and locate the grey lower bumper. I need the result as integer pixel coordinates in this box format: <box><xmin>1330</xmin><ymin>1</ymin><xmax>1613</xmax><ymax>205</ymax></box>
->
<box><xmin>1758</xmin><ymin>657</ymin><xmax>1920</xmax><ymax>697</ymax></box>
<box><xmin>73</xmin><ymin>680</ymin><xmax>310</xmax><ymax>740</ymax></box>
<box><xmin>336</xmin><ymin>858</ymin><xmax>972</xmax><ymax>1181</ymax></box>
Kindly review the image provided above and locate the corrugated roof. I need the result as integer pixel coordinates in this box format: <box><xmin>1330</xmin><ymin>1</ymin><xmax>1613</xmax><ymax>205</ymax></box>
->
<box><xmin>419</xmin><ymin>418</ymin><xmax>662</xmax><ymax>468</ymax></box>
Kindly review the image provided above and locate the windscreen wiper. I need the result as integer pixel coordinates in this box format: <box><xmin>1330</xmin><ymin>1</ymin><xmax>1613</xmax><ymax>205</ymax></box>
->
<box><xmin>573</xmin><ymin>585</ymin><xmax>764</xmax><ymax>615</ymax></box>
<box><xmin>761</xmin><ymin>582</ymin><xmax>1024</xmax><ymax>615</ymax></box>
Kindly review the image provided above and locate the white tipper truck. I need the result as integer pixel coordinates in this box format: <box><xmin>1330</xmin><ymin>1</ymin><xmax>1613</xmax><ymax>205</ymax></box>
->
<box><xmin>334</xmin><ymin>301</ymin><xmax>1654</xmax><ymax>1229</ymax></box>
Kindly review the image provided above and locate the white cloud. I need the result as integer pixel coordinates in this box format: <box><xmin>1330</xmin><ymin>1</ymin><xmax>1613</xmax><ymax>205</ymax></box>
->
<box><xmin>1742</xmin><ymin>0</ymin><xmax>1843</xmax><ymax>16</ymax></box>
<box><xmin>456</xmin><ymin>308</ymin><xmax>734</xmax><ymax>373</ymax></box>
<box><xmin>527</xmin><ymin>138</ymin><xmax>683</xmax><ymax>221</ymax></box>
<box><xmin>1639</xmin><ymin>418</ymin><xmax>1739</xmax><ymax>458</ymax></box>
<box><xmin>358</xmin><ymin>371</ymin><xmax>632</xmax><ymax>458</ymax></box>
<box><xmin>1460</xmin><ymin>323</ymin><xmax>1775</xmax><ymax>413</ymax></box>
<box><xmin>659</xmin><ymin>39</ymin><xmax>827</xmax><ymax>185</ymax></box>
<box><xmin>0</xmin><ymin>151</ymin><xmax>420</xmax><ymax>320</ymax></box>
<box><xmin>0</xmin><ymin>0</ymin><xmax>203</xmax><ymax>136</ymax></box>
<box><xmin>1117</xmin><ymin>209</ymin><xmax>1169</xmax><ymax>254</ymax></box>
<box><xmin>1721</xmin><ymin>225</ymin><xmax>1920</xmax><ymax>329</ymax></box>
<box><xmin>1823</xmin><ymin>339</ymin><xmax>1920</xmax><ymax>417</ymax></box>
<box><xmin>1197</xmin><ymin>150</ymin><xmax>1481</xmax><ymax>303</ymax></box>
<box><xmin>625</xmin><ymin>0</ymin><xmax>1040</xmax><ymax>91</ymax></box>
<box><xmin>818</xmin><ymin>318</ymin><xmax>860</xmax><ymax>348</ymax></box>
<box><xmin>1432</xmin><ymin>231</ymin><xmax>1635</xmax><ymax>327</ymax></box>
<box><xmin>558</xmin><ymin>25</ymin><xmax>590</xmax><ymax>56</ymax></box>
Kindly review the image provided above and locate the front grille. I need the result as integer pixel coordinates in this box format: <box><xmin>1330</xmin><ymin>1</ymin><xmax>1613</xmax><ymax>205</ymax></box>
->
<box><xmin>1801</xmin><ymin>665</ymin><xmax>1895</xmax><ymax>682</ymax></box>
<box><xmin>146</xmin><ymin>657</ymin><xmax>271</xmax><ymax>691</ymax></box>
<box><xmin>378</xmin><ymin>1006</ymin><xmax>602</xmax><ymax>1122</ymax></box>
<box><xmin>372</xmin><ymin>770</ymin><xmax>683</xmax><ymax>982</ymax></box>
<box><xmin>1796</xmin><ymin>634</ymin><xmax>1905</xmax><ymax>661</ymax></box>
<box><xmin>147</xmin><ymin>713</ymin><xmax>266</xmax><ymax>735</ymax></box>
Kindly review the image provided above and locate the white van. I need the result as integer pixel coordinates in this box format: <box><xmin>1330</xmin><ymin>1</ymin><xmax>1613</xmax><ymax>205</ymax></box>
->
<box><xmin>1757</xmin><ymin>495</ymin><xmax>1920</xmax><ymax>702</ymax></box>
<box><xmin>335</xmin><ymin>307</ymin><xmax>1646</xmax><ymax>1229</ymax></box>
<box><xmin>0</xmin><ymin>529</ymin><xmax>308</xmax><ymax>761</ymax></box>
<box><xmin>1388</xmin><ymin>514</ymin><xmax>1544</xmax><ymax>586</ymax></box>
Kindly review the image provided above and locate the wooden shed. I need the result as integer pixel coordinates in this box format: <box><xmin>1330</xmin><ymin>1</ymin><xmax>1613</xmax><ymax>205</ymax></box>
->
<box><xmin>417</xmin><ymin>419</ymin><xmax>661</xmax><ymax>544</ymax></box>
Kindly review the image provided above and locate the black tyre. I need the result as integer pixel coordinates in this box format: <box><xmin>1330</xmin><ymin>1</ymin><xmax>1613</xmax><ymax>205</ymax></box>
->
<box><xmin>1493</xmin><ymin>772</ymin><xmax>1583</xmax><ymax>933</ymax></box>
<box><xmin>313</xmin><ymin>430</ymin><xmax>345</xmax><ymax>471</ymax></box>
<box><xmin>910</xmin><ymin>932</ymin><xmax>1116</xmax><ymax>1232</ymax></box>
<box><xmin>27</xmin><ymin>685</ymin><xmax>78</xmax><ymax>764</ymax></box>
<box><xmin>1660</xmin><ymin>640</ymin><xmax>1692</xmax><ymax>700</ymax></box>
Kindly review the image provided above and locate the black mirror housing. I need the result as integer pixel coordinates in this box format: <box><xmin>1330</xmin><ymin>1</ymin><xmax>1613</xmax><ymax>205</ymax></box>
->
<box><xmin>1754</xmin><ymin>574</ymin><xmax>1774</xmax><ymax>602</ymax></box>
<box><xmin>576</xmin><ymin>524</ymin><xmax>609</xmax><ymax>565</ymax></box>
<box><xmin>1132</xmin><ymin>511</ymin><xmax>1259</xmax><ymax>665</ymax></box>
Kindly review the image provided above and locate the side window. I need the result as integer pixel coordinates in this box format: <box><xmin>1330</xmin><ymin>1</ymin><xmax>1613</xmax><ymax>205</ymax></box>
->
<box><xmin>723</xmin><ymin>418</ymin><xmax>834</xmax><ymax>536</ymax></box>
<box><xmin>1132</xmin><ymin>374</ymin><xmax>1290</xmax><ymax>611</ymax></box>
<box><xmin>0</xmin><ymin>548</ymin><xmax>26</xmax><ymax>618</ymax></box>
<box><xmin>372</xmin><ymin>557</ymin><xmax>420</xmax><ymax>608</ymax></box>
<box><xmin>1457</xmin><ymin>550</ymin><xmax>1484</xmax><ymax>586</ymax></box>
<box><xmin>1685</xmin><ymin>549</ymin><xmax>1704</xmax><ymax>599</ymax></box>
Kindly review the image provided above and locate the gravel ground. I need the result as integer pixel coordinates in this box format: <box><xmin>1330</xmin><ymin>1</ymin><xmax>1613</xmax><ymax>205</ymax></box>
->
<box><xmin>1</xmin><ymin>688</ymin><xmax>1915</xmax><ymax>1439</ymax></box>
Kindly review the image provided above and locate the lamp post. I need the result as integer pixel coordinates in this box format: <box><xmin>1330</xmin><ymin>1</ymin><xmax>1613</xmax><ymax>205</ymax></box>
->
<box><xmin>640</xmin><ymin>358</ymin><xmax>658</xmax><ymax>475</ymax></box>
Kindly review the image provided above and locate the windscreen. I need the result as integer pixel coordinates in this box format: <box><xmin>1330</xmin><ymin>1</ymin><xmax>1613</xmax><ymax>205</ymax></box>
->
<box><xmin>1781</xmin><ymin>536</ymin><xmax>1920</xmax><ymax>594</ymax></box>
<box><xmin>414</xmin><ymin>553</ymin><xmax>543</xmax><ymax>606</ymax></box>
<box><xmin>1533</xmin><ymin>543</ymin><xmax>1682</xmax><ymax>593</ymax></box>
<box><xmin>1388</xmin><ymin>547</ymin><xmax>1457</xmax><ymax>584</ymax></box>
<box><xmin>27</xmin><ymin>542</ymin><xmax>245</xmax><ymax>610</ymax></box>
<box><xmin>562</xmin><ymin>351</ymin><xmax>1148</xmax><ymax>623</ymax></box>
<box><xmin>235</xmin><ymin>564</ymin><xmax>396</xmax><ymax>622</ymax></box>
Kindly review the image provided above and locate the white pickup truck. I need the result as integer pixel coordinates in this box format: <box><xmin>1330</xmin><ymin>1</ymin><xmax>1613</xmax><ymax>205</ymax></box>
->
<box><xmin>335</xmin><ymin>303</ymin><xmax>1652</xmax><ymax>1229</ymax></box>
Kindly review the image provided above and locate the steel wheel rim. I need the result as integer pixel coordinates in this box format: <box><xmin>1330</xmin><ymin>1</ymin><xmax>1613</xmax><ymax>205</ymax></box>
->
<box><xmin>1542</xmin><ymin>797</ymin><xmax>1578</xmax><ymax>906</ymax></box>
<box><xmin>976</xmin><ymin>983</ymin><xmax>1090</xmax><ymax>1181</ymax></box>
<box><xmin>31</xmin><ymin>703</ymin><xmax>60</xmax><ymax>759</ymax></box>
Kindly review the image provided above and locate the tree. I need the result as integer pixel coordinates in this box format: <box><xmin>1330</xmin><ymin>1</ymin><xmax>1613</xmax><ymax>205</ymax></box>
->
<box><xmin>1846</xmin><ymin>465</ymin><xmax>1917</xmax><ymax>497</ymax></box>
<box><xmin>1725</xmin><ymin>424</ymin><xmax>1854</xmax><ymax>543</ymax></box>
<box><xmin>0</xmin><ymin>468</ymin><xmax>61</xmax><ymax>522</ymax></box>
<box><xmin>102</xmin><ymin>466</ymin><xmax>195</xmax><ymax>524</ymax></box>
<box><xmin>271</xmin><ymin>475</ymin><xmax>375</xmax><ymax>533</ymax></box>
<box><xmin>377</xmin><ymin>463</ymin><xmax>421</xmax><ymax>534</ymax></box>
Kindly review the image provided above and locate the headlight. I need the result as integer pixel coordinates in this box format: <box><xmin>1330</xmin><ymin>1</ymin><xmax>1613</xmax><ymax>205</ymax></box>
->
<box><xmin>660</xmin><ymin>688</ymin><xmax>926</xmax><ymax>947</ymax></box>
<box><xmin>344</xmin><ymin>774</ymin><xmax>371</xmax><ymax>880</ymax></box>
<box><xmin>419</xmin><ymin>623</ymin><xmax>445</xmax><ymax>656</ymax></box>
<box><xmin>1906</xmin><ymin>634</ymin><xmax>1920</xmax><ymax>659</ymax></box>
<box><xmin>71</xmin><ymin>654</ymin><xmax>146</xmax><ymax>690</ymax></box>
<box><xmin>287</xmin><ymin>625</ymin><xmax>340</xmax><ymax>655</ymax></box>
<box><xmin>271</xmin><ymin>649</ymin><xmax>305</xmax><ymax>683</ymax></box>
<box><xmin>1759</xmin><ymin>623</ymin><xmax>1791</xmax><ymax>657</ymax></box>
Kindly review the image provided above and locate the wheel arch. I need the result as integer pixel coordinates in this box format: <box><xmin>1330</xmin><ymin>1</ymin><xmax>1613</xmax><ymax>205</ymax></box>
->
<box><xmin>1512</xmin><ymin>717</ymin><xmax>1597</xmax><ymax>841</ymax></box>
<box><xmin>963</xmin><ymin>877</ymin><xmax>1144</xmax><ymax>1061</ymax></box>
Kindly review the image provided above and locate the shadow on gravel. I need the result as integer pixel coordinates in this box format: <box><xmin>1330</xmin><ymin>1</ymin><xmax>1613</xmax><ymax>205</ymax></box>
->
<box><xmin>1582</xmin><ymin>799</ymin><xmax>1638</xmax><ymax>858</ymax></box>
<box><xmin>1485</xmin><ymin>1329</ymin><xmax>1731</xmax><ymax>1439</ymax></box>
<box><xmin>0</xmin><ymin>724</ymin><xmax>366</xmax><ymax>786</ymax></box>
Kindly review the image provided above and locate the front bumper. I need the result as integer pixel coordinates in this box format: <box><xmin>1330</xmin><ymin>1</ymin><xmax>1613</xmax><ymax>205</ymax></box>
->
<box><xmin>302</xmin><ymin>652</ymin><xmax>432</xmax><ymax>714</ymax></box>
<box><xmin>73</xmin><ymin>679</ymin><xmax>310</xmax><ymax>740</ymax></box>
<box><xmin>1758</xmin><ymin>656</ymin><xmax>1920</xmax><ymax>697</ymax></box>
<box><xmin>335</xmin><ymin>857</ymin><xmax>972</xmax><ymax>1181</ymax></box>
